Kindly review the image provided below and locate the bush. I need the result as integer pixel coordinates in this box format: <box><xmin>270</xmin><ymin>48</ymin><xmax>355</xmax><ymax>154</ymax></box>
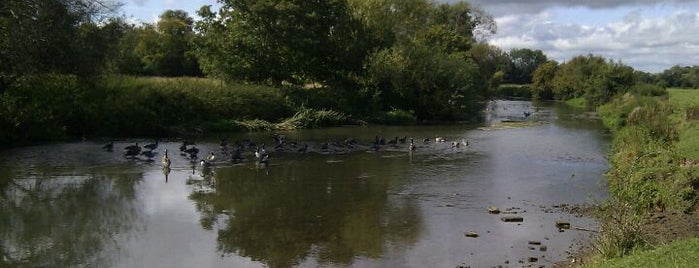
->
<box><xmin>276</xmin><ymin>108</ymin><xmax>350</xmax><ymax>130</ymax></box>
<box><xmin>593</xmin><ymin>201</ymin><xmax>649</xmax><ymax>259</ymax></box>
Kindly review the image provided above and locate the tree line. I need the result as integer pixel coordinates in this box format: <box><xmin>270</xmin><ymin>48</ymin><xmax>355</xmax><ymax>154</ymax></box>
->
<box><xmin>0</xmin><ymin>0</ymin><xmax>697</xmax><ymax>144</ymax></box>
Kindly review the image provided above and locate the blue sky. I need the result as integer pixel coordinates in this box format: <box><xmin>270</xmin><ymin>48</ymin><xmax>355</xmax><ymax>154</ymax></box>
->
<box><xmin>120</xmin><ymin>0</ymin><xmax>699</xmax><ymax>73</ymax></box>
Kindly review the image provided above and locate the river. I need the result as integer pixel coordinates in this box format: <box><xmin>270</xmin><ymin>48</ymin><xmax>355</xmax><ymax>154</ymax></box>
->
<box><xmin>0</xmin><ymin>100</ymin><xmax>610</xmax><ymax>267</ymax></box>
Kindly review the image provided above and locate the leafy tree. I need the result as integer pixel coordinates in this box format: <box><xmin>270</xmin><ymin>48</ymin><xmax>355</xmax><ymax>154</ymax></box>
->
<box><xmin>504</xmin><ymin>48</ymin><xmax>547</xmax><ymax>84</ymax></box>
<box><xmin>196</xmin><ymin>0</ymin><xmax>368</xmax><ymax>86</ymax></box>
<box><xmin>659</xmin><ymin>65</ymin><xmax>699</xmax><ymax>89</ymax></box>
<box><xmin>531</xmin><ymin>60</ymin><xmax>558</xmax><ymax>100</ymax></box>
<box><xmin>0</xmin><ymin>0</ymin><xmax>119</xmax><ymax>82</ymax></box>
<box><xmin>551</xmin><ymin>54</ymin><xmax>635</xmax><ymax>105</ymax></box>
<box><xmin>359</xmin><ymin>0</ymin><xmax>491</xmax><ymax>120</ymax></box>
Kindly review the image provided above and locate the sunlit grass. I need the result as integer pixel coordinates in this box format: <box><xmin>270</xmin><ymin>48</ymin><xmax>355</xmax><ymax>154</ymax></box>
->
<box><xmin>668</xmin><ymin>89</ymin><xmax>699</xmax><ymax>159</ymax></box>
<box><xmin>565</xmin><ymin>97</ymin><xmax>587</xmax><ymax>108</ymax></box>
<box><xmin>584</xmin><ymin>238</ymin><xmax>699</xmax><ymax>268</ymax></box>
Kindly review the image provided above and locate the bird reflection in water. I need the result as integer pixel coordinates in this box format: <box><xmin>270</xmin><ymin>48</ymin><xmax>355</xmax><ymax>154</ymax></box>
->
<box><xmin>162</xmin><ymin>167</ymin><xmax>171</xmax><ymax>183</ymax></box>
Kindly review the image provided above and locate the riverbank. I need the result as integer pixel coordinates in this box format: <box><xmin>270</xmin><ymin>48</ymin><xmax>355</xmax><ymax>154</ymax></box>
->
<box><xmin>558</xmin><ymin>88</ymin><xmax>699</xmax><ymax>267</ymax></box>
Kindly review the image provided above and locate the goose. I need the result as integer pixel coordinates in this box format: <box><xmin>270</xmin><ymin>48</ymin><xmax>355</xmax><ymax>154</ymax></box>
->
<box><xmin>141</xmin><ymin>150</ymin><xmax>157</xmax><ymax>159</ymax></box>
<box><xmin>398</xmin><ymin>136</ymin><xmax>407</xmax><ymax>144</ymax></box>
<box><xmin>452</xmin><ymin>141</ymin><xmax>460</xmax><ymax>148</ymax></box>
<box><xmin>387</xmin><ymin>136</ymin><xmax>398</xmax><ymax>146</ymax></box>
<box><xmin>125</xmin><ymin>142</ymin><xmax>140</xmax><ymax>152</ymax></box>
<box><xmin>231</xmin><ymin>147</ymin><xmax>244</xmax><ymax>163</ymax></box>
<box><xmin>184</xmin><ymin>146</ymin><xmax>199</xmax><ymax>156</ymax></box>
<box><xmin>162</xmin><ymin>149</ymin><xmax>171</xmax><ymax>168</ymax></box>
<box><xmin>200</xmin><ymin>159</ymin><xmax>211</xmax><ymax>168</ymax></box>
<box><xmin>206</xmin><ymin>152</ymin><xmax>215</xmax><ymax>162</ymax></box>
<box><xmin>298</xmin><ymin>144</ymin><xmax>308</xmax><ymax>153</ymax></box>
<box><xmin>422</xmin><ymin>138</ymin><xmax>430</xmax><ymax>144</ymax></box>
<box><xmin>320</xmin><ymin>142</ymin><xmax>329</xmax><ymax>151</ymax></box>
<box><xmin>524</xmin><ymin>111</ymin><xmax>531</xmax><ymax>117</ymax></box>
<box><xmin>409</xmin><ymin>138</ymin><xmax>416</xmax><ymax>151</ymax></box>
<box><xmin>144</xmin><ymin>140</ymin><xmax>159</xmax><ymax>151</ymax></box>
<box><xmin>219</xmin><ymin>138</ymin><xmax>228</xmax><ymax>150</ymax></box>
<box><xmin>258</xmin><ymin>153</ymin><xmax>269</xmax><ymax>164</ymax></box>
<box><xmin>102</xmin><ymin>141</ymin><xmax>114</xmax><ymax>151</ymax></box>
<box><xmin>435</xmin><ymin>137</ymin><xmax>446</xmax><ymax>143</ymax></box>
<box><xmin>254</xmin><ymin>147</ymin><xmax>267</xmax><ymax>159</ymax></box>
<box><xmin>124</xmin><ymin>146</ymin><xmax>141</xmax><ymax>158</ymax></box>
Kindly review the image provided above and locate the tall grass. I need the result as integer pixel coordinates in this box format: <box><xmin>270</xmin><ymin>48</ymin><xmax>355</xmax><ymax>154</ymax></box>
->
<box><xmin>593</xmin><ymin>201</ymin><xmax>649</xmax><ymax>259</ymax></box>
<box><xmin>0</xmin><ymin>75</ymin><xmax>299</xmax><ymax>144</ymax></box>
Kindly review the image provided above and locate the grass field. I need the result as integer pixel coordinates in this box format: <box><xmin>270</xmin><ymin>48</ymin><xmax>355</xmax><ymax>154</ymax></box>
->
<box><xmin>584</xmin><ymin>238</ymin><xmax>699</xmax><ymax>268</ymax></box>
<box><xmin>668</xmin><ymin>88</ymin><xmax>699</xmax><ymax>159</ymax></box>
<box><xmin>584</xmin><ymin>88</ymin><xmax>699</xmax><ymax>268</ymax></box>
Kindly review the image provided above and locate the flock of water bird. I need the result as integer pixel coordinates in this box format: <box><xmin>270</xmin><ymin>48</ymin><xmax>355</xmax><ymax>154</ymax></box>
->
<box><xmin>101</xmin><ymin>134</ymin><xmax>471</xmax><ymax>170</ymax></box>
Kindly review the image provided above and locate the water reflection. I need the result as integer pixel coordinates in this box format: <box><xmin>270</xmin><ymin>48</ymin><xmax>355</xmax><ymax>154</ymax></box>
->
<box><xmin>0</xmin><ymin>100</ymin><xmax>611</xmax><ymax>268</ymax></box>
<box><xmin>0</xmin><ymin>161</ymin><xmax>141</xmax><ymax>268</ymax></box>
<box><xmin>188</xmin><ymin>154</ymin><xmax>423</xmax><ymax>268</ymax></box>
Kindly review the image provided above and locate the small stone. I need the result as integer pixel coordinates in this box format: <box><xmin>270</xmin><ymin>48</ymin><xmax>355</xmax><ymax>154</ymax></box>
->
<box><xmin>540</xmin><ymin>246</ymin><xmax>547</xmax><ymax>252</ymax></box>
<box><xmin>556</xmin><ymin>220</ymin><xmax>571</xmax><ymax>229</ymax></box>
<box><xmin>528</xmin><ymin>257</ymin><xmax>538</xmax><ymax>263</ymax></box>
<box><xmin>528</xmin><ymin>241</ymin><xmax>542</xmax><ymax>245</ymax></box>
<box><xmin>465</xmin><ymin>231</ymin><xmax>479</xmax><ymax>238</ymax></box>
<box><xmin>500</xmin><ymin>216</ymin><xmax>524</xmax><ymax>222</ymax></box>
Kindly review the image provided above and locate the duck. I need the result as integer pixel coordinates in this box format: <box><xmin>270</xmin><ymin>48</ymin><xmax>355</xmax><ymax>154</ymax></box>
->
<box><xmin>387</xmin><ymin>136</ymin><xmax>398</xmax><ymax>146</ymax></box>
<box><xmin>102</xmin><ymin>141</ymin><xmax>114</xmax><ymax>151</ymax></box>
<box><xmin>524</xmin><ymin>111</ymin><xmax>532</xmax><ymax>117</ymax></box>
<box><xmin>398</xmin><ymin>136</ymin><xmax>407</xmax><ymax>144</ymax></box>
<box><xmin>162</xmin><ymin>149</ymin><xmax>171</xmax><ymax>168</ymax></box>
<box><xmin>435</xmin><ymin>137</ymin><xmax>446</xmax><ymax>143</ymax></box>
<box><xmin>422</xmin><ymin>138</ymin><xmax>430</xmax><ymax>144</ymax></box>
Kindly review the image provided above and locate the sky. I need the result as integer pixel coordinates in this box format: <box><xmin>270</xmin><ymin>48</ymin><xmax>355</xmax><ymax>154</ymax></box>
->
<box><xmin>121</xmin><ymin>0</ymin><xmax>699</xmax><ymax>73</ymax></box>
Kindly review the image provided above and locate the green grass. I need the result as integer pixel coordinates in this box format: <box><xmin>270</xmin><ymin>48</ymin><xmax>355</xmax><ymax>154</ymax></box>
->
<box><xmin>668</xmin><ymin>89</ymin><xmax>699</xmax><ymax>159</ymax></box>
<box><xmin>584</xmin><ymin>238</ymin><xmax>699</xmax><ymax>268</ymax></box>
<box><xmin>566</xmin><ymin>97</ymin><xmax>587</xmax><ymax>108</ymax></box>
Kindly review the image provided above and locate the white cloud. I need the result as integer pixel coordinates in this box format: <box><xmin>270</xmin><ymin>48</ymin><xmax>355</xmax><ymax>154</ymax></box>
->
<box><xmin>133</xmin><ymin>0</ymin><xmax>147</xmax><ymax>7</ymax></box>
<box><xmin>489</xmin><ymin>10</ymin><xmax>699</xmax><ymax>72</ymax></box>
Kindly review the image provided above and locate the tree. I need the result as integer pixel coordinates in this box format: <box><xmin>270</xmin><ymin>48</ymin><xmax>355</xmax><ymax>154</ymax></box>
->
<box><xmin>551</xmin><ymin>54</ymin><xmax>635</xmax><ymax>105</ymax></box>
<box><xmin>196</xmin><ymin>0</ymin><xmax>368</xmax><ymax>85</ymax></box>
<box><xmin>504</xmin><ymin>48</ymin><xmax>548</xmax><ymax>84</ymax></box>
<box><xmin>531</xmin><ymin>60</ymin><xmax>558</xmax><ymax>100</ymax></box>
<box><xmin>0</xmin><ymin>0</ymin><xmax>120</xmax><ymax>81</ymax></box>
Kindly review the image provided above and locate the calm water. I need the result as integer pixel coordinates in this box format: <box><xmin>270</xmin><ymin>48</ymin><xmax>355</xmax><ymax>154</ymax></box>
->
<box><xmin>0</xmin><ymin>100</ymin><xmax>610</xmax><ymax>268</ymax></box>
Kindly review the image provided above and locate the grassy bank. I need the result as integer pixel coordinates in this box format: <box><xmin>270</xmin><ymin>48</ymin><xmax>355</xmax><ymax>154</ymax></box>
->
<box><xmin>0</xmin><ymin>75</ymin><xmax>355</xmax><ymax>145</ymax></box>
<box><xmin>582</xmin><ymin>89</ymin><xmax>699</xmax><ymax>266</ymax></box>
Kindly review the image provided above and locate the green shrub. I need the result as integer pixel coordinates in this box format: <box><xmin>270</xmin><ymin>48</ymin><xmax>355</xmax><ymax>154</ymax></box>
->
<box><xmin>276</xmin><ymin>108</ymin><xmax>350</xmax><ymax>130</ymax></box>
<box><xmin>593</xmin><ymin>201</ymin><xmax>649</xmax><ymax>259</ymax></box>
<box><xmin>372</xmin><ymin>109</ymin><xmax>417</xmax><ymax>125</ymax></box>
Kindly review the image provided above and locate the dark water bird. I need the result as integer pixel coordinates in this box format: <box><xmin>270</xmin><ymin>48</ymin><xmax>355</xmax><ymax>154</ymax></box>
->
<box><xmin>387</xmin><ymin>136</ymin><xmax>398</xmax><ymax>146</ymax></box>
<box><xmin>320</xmin><ymin>142</ymin><xmax>329</xmax><ymax>151</ymax></box>
<box><xmin>378</xmin><ymin>136</ymin><xmax>386</xmax><ymax>145</ymax></box>
<box><xmin>144</xmin><ymin>140</ymin><xmax>159</xmax><ymax>151</ymax></box>
<box><xmin>524</xmin><ymin>111</ymin><xmax>531</xmax><ymax>117</ymax></box>
<box><xmin>162</xmin><ymin>149</ymin><xmax>171</xmax><ymax>168</ymax></box>
<box><xmin>125</xmin><ymin>142</ymin><xmax>140</xmax><ymax>152</ymax></box>
<box><xmin>298</xmin><ymin>144</ymin><xmax>308</xmax><ymax>153</ymax></box>
<box><xmin>184</xmin><ymin>146</ymin><xmax>199</xmax><ymax>156</ymax></box>
<box><xmin>231</xmin><ymin>147</ymin><xmax>244</xmax><ymax>163</ymax></box>
<box><xmin>219</xmin><ymin>138</ymin><xmax>228</xmax><ymax>150</ymax></box>
<box><xmin>141</xmin><ymin>150</ymin><xmax>157</xmax><ymax>159</ymax></box>
<box><xmin>102</xmin><ymin>141</ymin><xmax>114</xmax><ymax>151</ymax></box>
<box><xmin>398</xmin><ymin>136</ymin><xmax>407</xmax><ymax>144</ymax></box>
<box><xmin>258</xmin><ymin>153</ymin><xmax>269</xmax><ymax>164</ymax></box>
<box><xmin>200</xmin><ymin>159</ymin><xmax>211</xmax><ymax>168</ymax></box>
<box><xmin>452</xmin><ymin>141</ymin><xmax>460</xmax><ymax>148</ymax></box>
<box><xmin>409</xmin><ymin>138</ymin><xmax>416</xmax><ymax>151</ymax></box>
<box><xmin>422</xmin><ymin>138</ymin><xmax>430</xmax><ymax>144</ymax></box>
<box><xmin>124</xmin><ymin>145</ymin><xmax>141</xmax><ymax>158</ymax></box>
